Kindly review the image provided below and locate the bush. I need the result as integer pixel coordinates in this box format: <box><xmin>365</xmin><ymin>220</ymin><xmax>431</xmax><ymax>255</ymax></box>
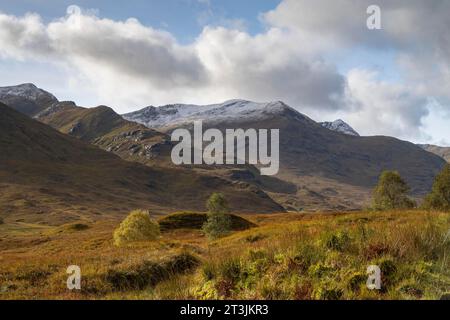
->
<box><xmin>202</xmin><ymin>193</ymin><xmax>232</xmax><ymax>239</ymax></box>
<box><xmin>423</xmin><ymin>164</ymin><xmax>450</xmax><ymax>211</ymax></box>
<box><xmin>159</xmin><ymin>212</ymin><xmax>255</xmax><ymax>232</ymax></box>
<box><xmin>113</xmin><ymin>210</ymin><xmax>160</xmax><ymax>246</ymax></box>
<box><xmin>372</xmin><ymin>171</ymin><xmax>416</xmax><ymax>210</ymax></box>
<box><xmin>324</xmin><ymin>231</ymin><xmax>351</xmax><ymax>252</ymax></box>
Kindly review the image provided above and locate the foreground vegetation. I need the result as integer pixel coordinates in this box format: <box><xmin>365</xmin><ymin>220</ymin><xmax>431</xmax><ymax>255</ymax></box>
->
<box><xmin>0</xmin><ymin>210</ymin><xmax>449</xmax><ymax>300</ymax></box>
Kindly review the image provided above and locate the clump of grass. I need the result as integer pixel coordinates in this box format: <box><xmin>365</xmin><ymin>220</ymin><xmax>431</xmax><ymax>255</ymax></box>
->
<box><xmin>15</xmin><ymin>265</ymin><xmax>57</xmax><ymax>286</ymax></box>
<box><xmin>313</xmin><ymin>284</ymin><xmax>344</xmax><ymax>300</ymax></box>
<box><xmin>244</xmin><ymin>233</ymin><xmax>266</xmax><ymax>243</ymax></box>
<box><xmin>66</xmin><ymin>223</ymin><xmax>89</xmax><ymax>231</ymax></box>
<box><xmin>0</xmin><ymin>217</ymin><xmax>4</xmax><ymax>225</ymax></box>
<box><xmin>347</xmin><ymin>272</ymin><xmax>367</xmax><ymax>293</ymax></box>
<box><xmin>323</xmin><ymin>231</ymin><xmax>351</xmax><ymax>252</ymax></box>
<box><xmin>106</xmin><ymin>252</ymin><xmax>200</xmax><ymax>291</ymax></box>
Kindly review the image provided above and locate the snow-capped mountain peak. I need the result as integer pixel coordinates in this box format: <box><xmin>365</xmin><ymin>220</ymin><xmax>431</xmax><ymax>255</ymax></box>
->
<box><xmin>0</xmin><ymin>83</ymin><xmax>57</xmax><ymax>103</ymax></box>
<box><xmin>122</xmin><ymin>99</ymin><xmax>302</xmax><ymax>128</ymax></box>
<box><xmin>320</xmin><ymin>119</ymin><xmax>360</xmax><ymax>136</ymax></box>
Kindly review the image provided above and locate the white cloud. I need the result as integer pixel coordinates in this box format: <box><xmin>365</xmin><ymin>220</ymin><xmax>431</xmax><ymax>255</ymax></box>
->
<box><xmin>264</xmin><ymin>0</ymin><xmax>450</xmax><ymax>101</ymax></box>
<box><xmin>0</xmin><ymin>2</ymin><xmax>449</xmax><ymax>144</ymax></box>
<box><xmin>0</xmin><ymin>7</ymin><xmax>346</xmax><ymax>113</ymax></box>
<box><xmin>340</xmin><ymin>69</ymin><xmax>430</xmax><ymax>140</ymax></box>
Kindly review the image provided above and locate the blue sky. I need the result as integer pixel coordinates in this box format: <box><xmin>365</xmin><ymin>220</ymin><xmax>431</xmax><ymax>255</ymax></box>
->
<box><xmin>0</xmin><ymin>0</ymin><xmax>449</xmax><ymax>145</ymax></box>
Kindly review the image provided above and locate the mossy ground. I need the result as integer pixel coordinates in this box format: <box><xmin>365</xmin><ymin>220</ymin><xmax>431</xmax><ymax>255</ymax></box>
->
<box><xmin>0</xmin><ymin>210</ymin><xmax>449</xmax><ymax>300</ymax></box>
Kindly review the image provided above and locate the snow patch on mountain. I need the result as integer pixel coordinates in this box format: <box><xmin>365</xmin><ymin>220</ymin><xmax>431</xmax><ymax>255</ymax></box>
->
<box><xmin>122</xmin><ymin>99</ymin><xmax>304</xmax><ymax>128</ymax></box>
<box><xmin>0</xmin><ymin>83</ymin><xmax>58</xmax><ymax>103</ymax></box>
<box><xmin>320</xmin><ymin>119</ymin><xmax>360</xmax><ymax>136</ymax></box>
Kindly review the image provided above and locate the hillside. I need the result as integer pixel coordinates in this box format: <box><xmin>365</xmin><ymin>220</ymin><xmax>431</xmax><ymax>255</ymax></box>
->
<box><xmin>0</xmin><ymin>103</ymin><xmax>284</xmax><ymax>225</ymax></box>
<box><xmin>3</xmin><ymin>84</ymin><xmax>445</xmax><ymax>211</ymax></box>
<box><xmin>36</xmin><ymin>102</ymin><xmax>172</xmax><ymax>164</ymax></box>
<box><xmin>126</xmin><ymin>100</ymin><xmax>446</xmax><ymax>211</ymax></box>
<box><xmin>418</xmin><ymin>144</ymin><xmax>450</xmax><ymax>162</ymax></box>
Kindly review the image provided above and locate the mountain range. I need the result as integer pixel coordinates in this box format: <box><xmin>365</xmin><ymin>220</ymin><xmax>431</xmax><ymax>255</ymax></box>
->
<box><xmin>0</xmin><ymin>100</ymin><xmax>283</xmax><ymax>224</ymax></box>
<box><xmin>0</xmin><ymin>84</ymin><xmax>447</xmax><ymax>219</ymax></box>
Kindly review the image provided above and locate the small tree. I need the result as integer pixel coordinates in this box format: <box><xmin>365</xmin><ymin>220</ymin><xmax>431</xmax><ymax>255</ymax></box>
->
<box><xmin>372</xmin><ymin>171</ymin><xmax>415</xmax><ymax>210</ymax></box>
<box><xmin>203</xmin><ymin>193</ymin><xmax>232</xmax><ymax>239</ymax></box>
<box><xmin>423</xmin><ymin>164</ymin><xmax>450</xmax><ymax>211</ymax></box>
<box><xmin>113</xmin><ymin>210</ymin><xmax>160</xmax><ymax>246</ymax></box>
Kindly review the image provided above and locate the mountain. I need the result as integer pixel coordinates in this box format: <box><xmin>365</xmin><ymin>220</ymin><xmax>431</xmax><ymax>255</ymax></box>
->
<box><xmin>3</xmin><ymin>84</ymin><xmax>445</xmax><ymax>211</ymax></box>
<box><xmin>125</xmin><ymin>100</ymin><xmax>446</xmax><ymax>211</ymax></box>
<box><xmin>418</xmin><ymin>144</ymin><xmax>450</xmax><ymax>162</ymax></box>
<box><xmin>320</xmin><ymin>119</ymin><xmax>360</xmax><ymax>136</ymax></box>
<box><xmin>0</xmin><ymin>103</ymin><xmax>284</xmax><ymax>225</ymax></box>
<box><xmin>122</xmin><ymin>100</ymin><xmax>302</xmax><ymax>129</ymax></box>
<box><xmin>36</xmin><ymin>102</ymin><xmax>173</xmax><ymax>164</ymax></box>
<box><xmin>0</xmin><ymin>83</ymin><xmax>58</xmax><ymax>117</ymax></box>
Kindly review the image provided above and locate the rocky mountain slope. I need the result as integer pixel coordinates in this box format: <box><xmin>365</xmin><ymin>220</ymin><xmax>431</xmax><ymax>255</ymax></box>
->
<box><xmin>320</xmin><ymin>119</ymin><xmax>360</xmax><ymax>136</ymax></box>
<box><xmin>418</xmin><ymin>144</ymin><xmax>450</xmax><ymax>162</ymax></box>
<box><xmin>2</xmin><ymin>85</ymin><xmax>446</xmax><ymax>211</ymax></box>
<box><xmin>0</xmin><ymin>83</ymin><xmax>58</xmax><ymax>117</ymax></box>
<box><xmin>36</xmin><ymin>102</ymin><xmax>173</xmax><ymax>164</ymax></box>
<box><xmin>126</xmin><ymin>100</ymin><xmax>445</xmax><ymax>211</ymax></box>
<box><xmin>0</xmin><ymin>103</ymin><xmax>283</xmax><ymax>225</ymax></box>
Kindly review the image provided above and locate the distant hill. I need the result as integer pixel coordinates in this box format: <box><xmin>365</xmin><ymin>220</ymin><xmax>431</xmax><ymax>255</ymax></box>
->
<box><xmin>0</xmin><ymin>103</ymin><xmax>284</xmax><ymax>225</ymax></box>
<box><xmin>418</xmin><ymin>144</ymin><xmax>450</xmax><ymax>162</ymax></box>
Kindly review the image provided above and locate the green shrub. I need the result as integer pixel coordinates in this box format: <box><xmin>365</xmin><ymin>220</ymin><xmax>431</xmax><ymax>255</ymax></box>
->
<box><xmin>347</xmin><ymin>272</ymin><xmax>367</xmax><ymax>292</ymax></box>
<box><xmin>372</xmin><ymin>171</ymin><xmax>416</xmax><ymax>210</ymax></box>
<box><xmin>113</xmin><ymin>210</ymin><xmax>160</xmax><ymax>246</ymax></box>
<box><xmin>219</xmin><ymin>258</ymin><xmax>242</xmax><ymax>283</ymax></box>
<box><xmin>324</xmin><ymin>231</ymin><xmax>351</xmax><ymax>252</ymax></box>
<box><xmin>202</xmin><ymin>193</ymin><xmax>232</xmax><ymax>239</ymax></box>
<box><xmin>308</xmin><ymin>262</ymin><xmax>334</xmax><ymax>278</ymax></box>
<box><xmin>423</xmin><ymin>164</ymin><xmax>450</xmax><ymax>211</ymax></box>
<box><xmin>313</xmin><ymin>283</ymin><xmax>344</xmax><ymax>300</ymax></box>
<box><xmin>291</xmin><ymin>243</ymin><xmax>320</xmax><ymax>272</ymax></box>
<box><xmin>379</xmin><ymin>258</ymin><xmax>397</xmax><ymax>277</ymax></box>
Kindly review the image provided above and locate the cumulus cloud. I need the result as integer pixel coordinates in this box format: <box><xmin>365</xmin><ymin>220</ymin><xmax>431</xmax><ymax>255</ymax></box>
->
<box><xmin>264</xmin><ymin>0</ymin><xmax>450</xmax><ymax>99</ymax></box>
<box><xmin>0</xmin><ymin>1</ymin><xmax>449</xmax><ymax>143</ymax></box>
<box><xmin>341</xmin><ymin>69</ymin><xmax>430</xmax><ymax>139</ymax></box>
<box><xmin>0</xmin><ymin>7</ymin><xmax>346</xmax><ymax>112</ymax></box>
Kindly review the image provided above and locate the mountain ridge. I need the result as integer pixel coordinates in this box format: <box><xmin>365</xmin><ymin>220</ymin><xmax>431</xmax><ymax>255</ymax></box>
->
<box><xmin>1</xmin><ymin>84</ymin><xmax>446</xmax><ymax>211</ymax></box>
<box><xmin>0</xmin><ymin>102</ymin><xmax>284</xmax><ymax>224</ymax></box>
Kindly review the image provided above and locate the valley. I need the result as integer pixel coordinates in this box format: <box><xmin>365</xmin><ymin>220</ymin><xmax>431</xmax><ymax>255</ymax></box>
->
<box><xmin>0</xmin><ymin>84</ymin><xmax>449</xmax><ymax>301</ymax></box>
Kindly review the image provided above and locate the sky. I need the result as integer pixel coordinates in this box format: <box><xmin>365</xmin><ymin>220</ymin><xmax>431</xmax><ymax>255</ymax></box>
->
<box><xmin>0</xmin><ymin>0</ymin><xmax>449</xmax><ymax>146</ymax></box>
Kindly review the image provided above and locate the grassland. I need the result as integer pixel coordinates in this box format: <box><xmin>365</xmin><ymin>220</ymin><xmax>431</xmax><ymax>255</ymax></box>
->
<box><xmin>0</xmin><ymin>210</ymin><xmax>449</xmax><ymax>300</ymax></box>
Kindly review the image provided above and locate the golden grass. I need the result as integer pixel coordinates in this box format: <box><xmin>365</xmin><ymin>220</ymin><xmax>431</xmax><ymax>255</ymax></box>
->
<box><xmin>0</xmin><ymin>210</ymin><xmax>449</xmax><ymax>300</ymax></box>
